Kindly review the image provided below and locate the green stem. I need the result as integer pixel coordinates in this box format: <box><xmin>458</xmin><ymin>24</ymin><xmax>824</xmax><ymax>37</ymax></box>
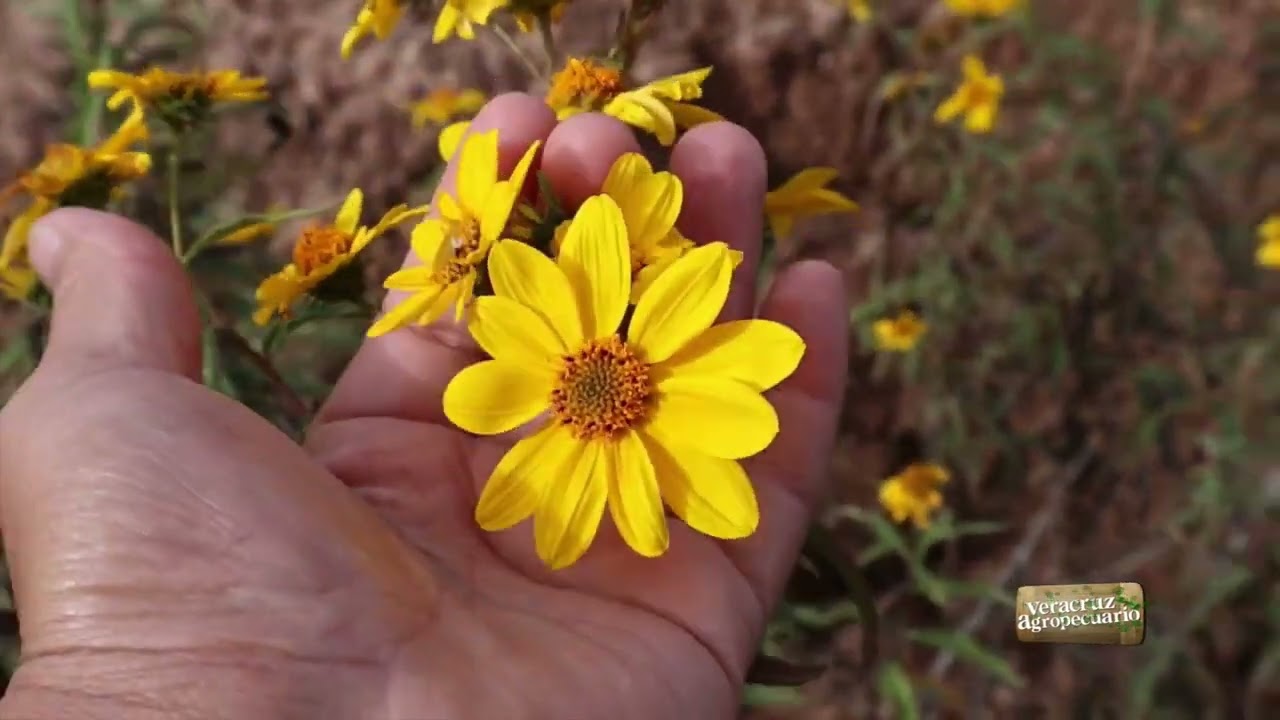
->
<box><xmin>537</xmin><ymin>13</ymin><xmax>559</xmax><ymax>73</ymax></box>
<box><xmin>490</xmin><ymin>24</ymin><xmax>544</xmax><ymax>82</ymax></box>
<box><xmin>166</xmin><ymin>139</ymin><xmax>184</xmax><ymax>257</ymax></box>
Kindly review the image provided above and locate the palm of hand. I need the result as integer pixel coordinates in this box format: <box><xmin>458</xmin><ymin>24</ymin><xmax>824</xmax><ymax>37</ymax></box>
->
<box><xmin>0</xmin><ymin>96</ymin><xmax>847</xmax><ymax>720</ymax></box>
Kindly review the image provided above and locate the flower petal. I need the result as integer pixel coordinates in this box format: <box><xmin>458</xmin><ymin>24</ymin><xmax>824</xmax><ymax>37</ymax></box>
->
<box><xmin>607</xmin><ymin>431</ymin><xmax>669</xmax><ymax>558</ymax></box>
<box><xmin>602</xmin><ymin>153</ymin><xmax>683</xmax><ymax>252</ymax></box>
<box><xmin>534</xmin><ymin>439</ymin><xmax>607</xmax><ymax>569</ymax></box>
<box><xmin>605</xmin><ymin>92</ymin><xmax>678</xmax><ymax>146</ymax></box>
<box><xmin>557</xmin><ymin>195</ymin><xmax>631</xmax><ymax>339</ymax></box>
<box><xmin>470</xmin><ymin>295</ymin><xmax>565</xmax><ymax>365</ymax></box>
<box><xmin>439</xmin><ymin>121</ymin><xmax>470</xmax><ymax>162</ymax></box>
<box><xmin>640</xmin><ymin>432</ymin><xmax>758</xmax><ymax>539</ymax></box>
<box><xmin>628</xmin><ymin>242</ymin><xmax>734</xmax><ymax>363</ymax></box>
<box><xmin>443</xmin><ymin>360</ymin><xmax>552</xmax><ymax>436</ymax></box>
<box><xmin>658</xmin><ymin>319</ymin><xmax>804</xmax><ymax>392</ymax></box>
<box><xmin>335</xmin><ymin>189</ymin><xmax>364</xmax><ymax>234</ymax></box>
<box><xmin>666</xmin><ymin>101</ymin><xmax>723</xmax><ymax>130</ymax></box>
<box><xmin>458</xmin><ymin>130</ymin><xmax>499</xmax><ymax>211</ymax></box>
<box><xmin>475</xmin><ymin>421</ymin><xmax>564</xmax><ymax>530</ymax></box>
<box><xmin>648</xmin><ymin>376</ymin><xmax>779</xmax><ymax>460</ymax></box>
<box><xmin>488</xmin><ymin>240</ymin><xmax>584</xmax><ymax>347</ymax></box>
<box><xmin>367</xmin><ymin>286</ymin><xmax>444</xmax><ymax>337</ymax></box>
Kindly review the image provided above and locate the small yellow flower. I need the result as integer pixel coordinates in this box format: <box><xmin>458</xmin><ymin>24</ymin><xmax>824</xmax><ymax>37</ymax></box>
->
<box><xmin>0</xmin><ymin>114</ymin><xmax>151</xmax><ymax>300</ymax></box>
<box><xmin>944</xmin><ymin>0</ymin><xmax>1022</xmax><ymax>18</ymax></box>
<box><xmin>88</xmin><ymin>67</ymin><xmax>268</xmax><ymax>132</ymax></box>
<box><xmin>1257</xmin><ymin>214</ymin><xmax>1280</xmax><ymax>269</ymax></box>
<box><xmin>369</xmin><ymin>130</ymin><xmax>540</xmax><ymax>336</ymax></box>
<box><xmin>444</xmin><ymin>194</ymin><xmax>805</xmax><ymax>569</ymax></box>
<box><xmin>879</xmin><ymin>462</ymin><xmax>950</xmax><ymax>529</ymax></box>
<box><xmin>438</xmin><ymin>121</ymin><xmax>471</xmax><ymax>161</ymax></box>
<box><xmin>341</xmin><ymin>0</ymin><xmax>405</xmax><ymax>58</ymax></box>
<box><xmin>434</xmin><ymin>0</ymin><xmax>511</xmax><ymax>44</ymax></box>
<box><xmin>546</xmin><ymin>58</ymin><xmax>723</xmax><ymax>146</ymax></box>
<box><xmin>934</xmin><ymin>54</ymin><xmax>1004</xmax><ymax>134</ymax></box>
<box><xmin>839</xmin><ymin>0</ymin><xmax>873</xmax><ymax>22</ymax></box>
<box><xmin>872</xmin><ymin>309</ymin><xmax>927</xmax><ymax>352</ymax></box>
<box><xmin>512</xmin><ymin>0</ymin><xmax>570</xmax><ymax>31</ymax></box>
<box><xmin>253</xmin><ymin>189</ymin><xmax>424</xmax><ymax>325</ymax></box>
<box><xmin>549</xmin><ymin>153</ymin><xmax>742</xmax><ymax>301</ymax></box>
<box><xmin>764</xmin><ymin>168</ymin><xmax>859</xmax><ymax>241</ymax></box>
<box><xmin>410</xmin><ymin>88</ymin><xmax>487</xmax><ymax>128</ymax></box>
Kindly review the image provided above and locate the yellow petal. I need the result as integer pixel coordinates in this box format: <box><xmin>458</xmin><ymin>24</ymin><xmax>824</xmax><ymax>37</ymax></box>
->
<box><xmin>605</xmin><ymin>91</ymin><xmax>678</xmax><ymax>146</ymax></box>
<box><xmin>479</xmin><ymin>140</ymin><xmax>541</xmax><ymax>243</ymax></box>
<box><xmin>469</xmin><ymin>295</ymin><xmax>566</xmax><ymax>365</ymax></box>
<box><xmin>458</xmin><ymin>130</ymin><xmax>499</xmax><ymax>211</ymax></box>
<box><xmin>335</xmin><ymin>189</ymin><xmax>364</xmax><ymax>234</ymax></box>
<box><xmin>534</xmin><ymin>438</ymin><xmax>606</xmax><ymax>569</ymax></box>
<box><xmin>658</xmin><ymin>319</ymin><xmax>805</xmax><ymax>392</ymax></box>
<box><xmin>432</xmin><ymin>3</ymin><xmax>460</xmax><ymax>43</ymax></box>
<box><xmin>607</xmin><ymin>431</ymin><xmax>669</xmax><ymax>558</ymax></box>
<box><xmin>603</xmin><ymin>153</ymin><xmax>683</xmax><ymax>251</ymax></box>
<box><xmin>641</xmin><ymin>432</ymin><xmax>758</xmax><ymax>539</ymax></box>
<box><xmin>965</xmin><ymin>102</ymin><xmax>997</xmax><ymax>134</ymax></box>
<box><xmin>475</xmin><ymin>421</ymin><xmax>575</xmax><ymax>531</ymax></box>
<box><xmin>443</xmin><ymin>360</ymin><xmax>552</xmax><ymax>436</ymax></box>
<box><xmin>648</xmin><ymin>376</ymin><xmax>779</xmax><ymax>460</ymax></box>
<box><xmin>557</xmin><ymin>195</ymin><xmax>631</xmax><ymax>339</ymax></box>
<box><xmin>628</xmin><ymin>242</ymin><xmax>734</xmax><ymax>363</ymax></box>
<box><xmin>366</xmin><ymin>286</ymin><xmax>445</xmax><ymax>337</ymax></box>
<box><xmin>410</xmin><ymin>219</ymin><xmax>453</xmax><ymax>266</ymax></box>
<box><xmin>488</xmin><ymin>240</ymin><xmax>584</xmax><ymax>347</ymax></box>
<box><xmin>642</xmin><ymin>67</ymin><xmax>713</xmax><ymax>101</ymax></box>
<box><xmin>439</xmin><ymin>121</ymin><xmax>470</xmax><ymax>161</ymax></box>
<box><xmin>666</xmin><ymin>101</ymin><xmax>723</xmax><ymax>130</ymax></box>
<box><xmin>1256</xmin><ymin>240</ymin><xmax>1280</xmax><ymax>269</ymax></box>
<box><xmin>934</xmin><ymin>91</ymin><xmax>967</xmax><ymax>124</ymax></box>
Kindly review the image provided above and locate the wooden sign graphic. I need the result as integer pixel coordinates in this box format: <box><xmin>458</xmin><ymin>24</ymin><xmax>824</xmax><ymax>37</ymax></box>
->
<box><xmin>1015</xmin><ymin>583</ymin><xmax>1145</xmax><ymax>645</ymax></box>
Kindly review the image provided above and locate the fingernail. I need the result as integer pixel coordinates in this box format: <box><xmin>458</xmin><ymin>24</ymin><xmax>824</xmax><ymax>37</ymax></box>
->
<box><xmin>27</xmin><ymin>212</ymin><xmax>72</xmax><ymax>282</ymax></box>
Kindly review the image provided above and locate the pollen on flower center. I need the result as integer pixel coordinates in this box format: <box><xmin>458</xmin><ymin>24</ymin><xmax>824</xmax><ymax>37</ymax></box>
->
<box><xmin>452</xmin><ymin>214</ymin><xmax>482</xmax><ymax>256</ymax></box>
<box><xmin>292</xmin><ymin>225</ymin><xmax>354</xmax><ymax>275</ymax></box>
<box><xmin>546</xmin><ymin>58</ymin><xmax>625</xmax><ymax>110</ymax></box>
<box><xmin>550</xmin><ymin>336</ymin><xmax>653</xmax><ymax>440</ymax></box>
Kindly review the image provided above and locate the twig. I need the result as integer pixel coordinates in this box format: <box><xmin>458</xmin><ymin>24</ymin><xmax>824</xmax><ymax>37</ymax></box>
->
<box><xmin>536</xmin><ymin>13</ymin><xmax>559</xmax><ymax>73</ymax></box>
<box><xmin>926</xmin><ymin>447</ymin><xmax>1097</xmax><ymax>681</ymax></box>
<box><xmin>489</xmin><ymin>24</ymin><xmax>544</xmax><ymax>82</ymax></box>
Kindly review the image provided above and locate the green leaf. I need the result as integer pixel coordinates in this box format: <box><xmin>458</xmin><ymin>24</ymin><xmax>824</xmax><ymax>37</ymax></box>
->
<box><xmin>829</xmin><ymin>506</ymin><xmax>910</xmax><ymax>555</ymax></box>
<box><xmin>741</xmin><ymin>683</ymin><xmax>806</xmax><ymax>709</ymax></box>
<box><xmin>907</xmin><ymin>629</ymin><xmax>1026</xmax><ymax>688</ymax></box>
<box><xmin>183</xmin><ymin>202</ymin><xmax>340</xmax><ymax>264</ymax></box>
<box><xmin>877</xmin><ymin>663</ymin><xmax>920</xmax><ymax>720</ymax></box>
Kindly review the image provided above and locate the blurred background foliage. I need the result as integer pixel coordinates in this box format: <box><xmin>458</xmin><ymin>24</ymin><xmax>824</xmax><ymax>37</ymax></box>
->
<box><xmin>1</xmin><ymin>0</ymin><xmax>1277</xmax><ymax>718</ymax></box>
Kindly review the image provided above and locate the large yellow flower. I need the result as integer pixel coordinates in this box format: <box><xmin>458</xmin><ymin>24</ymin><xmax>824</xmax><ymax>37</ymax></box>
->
<box><xmin>1257</xmin><ymin>214</ymin><xmax>1280</xmax><ymax>269</ymax></box>
<box><xmin>764</xmin><ymin>167</ymin><xmax>860</xmax><ymax>241</ymax></box>
<box><xmin>410</xmin><ymin>88</ymin><xmax>487</xmax><ymax>128</ymax></box>
<box><xmin>872</xmin><ymin>309</ymin><xmax>927</xmax><ymax>352</ymax></box>
<box><xmin>88</xmin><ymin>67</ymin><xmax>268</xmax><ymax>131</ymax></box>
<box><xmin>434</xmin><ymin>0</ymin><xmax>510</xmax><ymax>43</ymax></box>
<box><xmin>443</xmin><ymin>194</ymin><xmax>805</xmax><ymax>569</ymax></box>
<box><xmin>546</xmin><ymin>58</ymin><xmax>723</xmax><ymax>146</ymax></box>
<box><xmin>341</xmin><ymin>0</ymin><xmax>405</xmax><ymax>58</ymax></box>
<box><xmin>368</xmin><ymin>130</ymin><xmax>540</xmax><ymax>336</ymax></box>
<box><xmin>934</xmin><ymin>54</ymin><xmax>1004</xmax><ymax>134</ymax></box>
<box><xmin>0</xmin><ymin>113</ymin><xmax>150</xmax><ymax>300</ymax></box>
<box><xmin>254</xmin><ymin>189</ymin><xmax>424</xmax><ymax>325</ymax></box>
<box><xmin>944</xmin><ymin>0</ymin><xmax>1022</xmax><ymax>18</ymax></box>
<box><xmin>879</xmin><ymin>462</ymin><xmax>950</xmax><ymax>529</ymax></box>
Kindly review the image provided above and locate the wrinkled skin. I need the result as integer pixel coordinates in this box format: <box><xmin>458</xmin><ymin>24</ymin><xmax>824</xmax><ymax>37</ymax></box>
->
<box><xmin>0</xmin><ymin>95</ymin><xmax>848</xmax><ymax>720</ymax></box>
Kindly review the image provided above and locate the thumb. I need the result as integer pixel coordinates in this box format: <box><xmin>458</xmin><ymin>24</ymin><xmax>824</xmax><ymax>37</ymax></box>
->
<box><xmin>28</xmin><ymin>208</ymin><xmax>202</xmax><ymax>380</ymax></box>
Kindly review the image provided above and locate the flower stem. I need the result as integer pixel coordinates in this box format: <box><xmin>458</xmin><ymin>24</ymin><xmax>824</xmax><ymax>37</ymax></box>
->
<box><xmin>490</xmin><ymin>24</ymin><xmax>544</xmax><ymax>82</ymax></box>
<box><xmin>166</xmin><ymin>138</ymin><xmax>184</xmax><ymax>258</ymax></box>
<box><xmin>537</xmin><ymin>13</ymin><xmax>559</xmax><ymax>73</ymax></box>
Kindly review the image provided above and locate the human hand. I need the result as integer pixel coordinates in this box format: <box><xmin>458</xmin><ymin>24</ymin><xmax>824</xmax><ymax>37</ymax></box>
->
<box><xmin>0</xmin><ymin>94</ymin><xmax>848</xmax><ymax>720</ymax></box>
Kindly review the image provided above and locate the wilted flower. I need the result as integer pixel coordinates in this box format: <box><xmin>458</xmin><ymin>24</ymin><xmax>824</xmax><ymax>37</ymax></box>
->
<box><xmin>935</xmin><ymin>54</ymin><xmax>1004</xmax><ymax>134</ymax></box>
<box><xmin>879</xmin><ymin>462</ymin><xmax>950</xmax><ymax>529</ymax></box>
<box><xmin>872</xmin><ymin>309</ymin><xmax>926</xmax><ymax>352</ymax></box>
<box><xmin>546</xmin><ymin>58</ymin><xmax>722</xmax><ymax>146</ymax></box>
<box><xmin>88</xmin><ymin>67</ymin><xmax>268</xmax><ymax>132</ymax></box>
<box><xmin>764</xmin><ymin>167</ymin><xmax>859</xmax><ymax>241</ymax></box>
<box><xmin>254</xmin><ymin>189</ymin><xmax>424</xmax><ymax>324</ymax></box>
<box><xmin>410</xmin><ymin>88</ymin><xmax>487</xmax><ymax>128</ymax></box>
<box><xmin>368</xmin><ymin>130</ymin><xmax>540</xmax><ymax>336</ymax></box>
<box><xmin>444</xmin><ymin>195</ymin><xmax>804</xmax><ymax>569</ymax></box>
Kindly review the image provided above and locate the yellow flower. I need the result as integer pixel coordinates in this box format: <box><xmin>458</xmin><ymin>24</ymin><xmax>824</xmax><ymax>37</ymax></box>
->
<box><xmin>944</xmin><ymin>0</ymin><xmax>1022</xmax><ymax>18</ymax></box>
<box><xmin>512</xmin><ymin>0</ymin><xmax>570</xmax><ymax>31</ymax></box>
<box><xmin>438</xmin><ymin>121</ymin><xmax>471</xmax><ymax>161</ymax></box>
<box><xmin>764</xmin><ymin>167</ymin><xmax>859</xmax><ymax>241</ymax></box>
<box><xmin>549</xmin><ymin>153</ymin><xmax>742</xmax><ymax>302</ymax></box>
<box><xmin>934</xmin><ymin>54</ymin><xmax>1004</xmax><ymax>134</ymax></box>
<box><xmin>443</xmin><ymin>195</ymin><xmax>805</xmax><ymax>569</ymax></box>
<box><xmin>341</xmin><ymin>0</ymin><xmax>405</xmax><ymax>58</ymax></box>
<box><xmin>88</xmin><ymin>67</ymin><xmax>268</xmax><ymax>131</ymax></box>
<box><xmin>434</xmin><ymin>0</ymin><xmax>510</xmax><ymax>43</ymax></box>
<box><xmin>840</xmin><ymin>0</ymin><xmax>873</xmax><ymax>22</ymax></box>
<box><xmin>410</xmin><ymin>88</ymin><xmax>487</xmax><ymax>128</ymax></box>
<box><xmin>368</xmin><ymin>130</ymin><xmax>540</xmax><ymax>336</ymax></box>
<box><xmin>1257</xmin><ymin>214</ymin><xmax>1280</xmax><ymax>269</ymax></box>
<box><xmin>253</xmin><ymin>189</ymin><xmax>424</xmax><ymax>325</ymax></box>
<box><xmin>546</xmin><ymin>58</ymin><xmax>723</xmax><ymax>146</ymax></box>
<box><xmin>872</xmin><ymin>310</ymin><xmax>926</xmax><ymax>352</ymax></box>
<box><xmin>879</xmin><ymin>462</ymin><xmax>949</xmax><ymax>529</ymax></box>
<box><xmin>0</xmin><ymin>114</ymin><xmax>151</xmax><ymax>300</ymax></box>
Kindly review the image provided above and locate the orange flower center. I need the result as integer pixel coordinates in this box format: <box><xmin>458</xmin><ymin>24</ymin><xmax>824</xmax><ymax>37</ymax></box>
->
<box><xmin>452</xmin><ymin>215</ymin><xmax>483</xmax><ymax>257</ymax></box>
<box><xmin>292</xmin><ymin>225</ymin><xmax>354</xmax><ymax>276</ymax></box>
<box><xmin>546</xmin><ymin>58</ymin><xmax>625</xmax><ymax>111</ymax></box>
<box><xmin>550</xmin><ymin>336</ymin><xmax>652</xmax><ymax>440</ymax></box>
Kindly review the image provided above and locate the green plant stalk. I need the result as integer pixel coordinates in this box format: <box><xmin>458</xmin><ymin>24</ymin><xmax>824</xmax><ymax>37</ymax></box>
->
<box><xmin>490</xmin><ymin>24</ymin><xmax>544</xmax><ymax>81</ymax></box>
<box><xmin>537</xmin><ymin>12</ymin><xmax>559</xmax><ymax>73</ymax></box>
<box><xmin>167</xmin><ymin>140</ymin><xmax>184</xmax><ymax>257</ymax></box>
